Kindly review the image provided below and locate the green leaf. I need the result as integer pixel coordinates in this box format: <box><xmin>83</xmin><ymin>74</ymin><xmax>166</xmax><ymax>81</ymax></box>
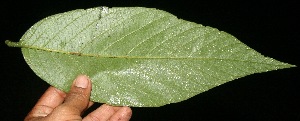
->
<box><xmin>6</xmin><ymin>7</ymin><xmax>295</xmax><ymax>107</ymax></box>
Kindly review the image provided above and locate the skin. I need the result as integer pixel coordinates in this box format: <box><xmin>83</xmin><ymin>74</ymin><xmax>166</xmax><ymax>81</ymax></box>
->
<box><xmin>25</xmin><ymin>75</ymin><xmax>132</xmax><ymax>121</ymax></box>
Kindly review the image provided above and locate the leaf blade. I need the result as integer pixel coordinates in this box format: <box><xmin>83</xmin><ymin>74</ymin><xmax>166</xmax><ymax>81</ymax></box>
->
<box><xmin>6</xmin><ymin>7</ymin><xmax>295</xmax><ymax>107</ymax></box>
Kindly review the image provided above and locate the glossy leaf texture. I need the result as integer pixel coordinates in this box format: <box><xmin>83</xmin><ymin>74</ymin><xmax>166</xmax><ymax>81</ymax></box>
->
<box><xmin>5</xmin><ymin>7</ymin><xmax>295</xmax><ymax>107</ymax></box>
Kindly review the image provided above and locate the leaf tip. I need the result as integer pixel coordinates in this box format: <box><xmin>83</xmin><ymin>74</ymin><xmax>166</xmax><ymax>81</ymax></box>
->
<box><xmin>289</xmin><ymin>64</ymin><xmax>297</xmax><ymax>68</ymax></box>
<box><xmin>277</xmin><ymin>62</ymin><xmax>297</xmax><ymax>71</ymax></box>
<box><xmin>5</xmin><ymin>40</ymin><xmax>22</xmax><ymax>47</ymax></box>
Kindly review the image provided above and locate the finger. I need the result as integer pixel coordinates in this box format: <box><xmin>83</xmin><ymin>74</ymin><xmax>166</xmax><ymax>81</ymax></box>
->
<box><xmin>83</xmin><ymin>104</ymin><xmax>116</xmax><ymax>121</ymax></box>
<box><xmin>109</xmin><ymin>106</ymin><xmax>132</xmax><ymax>121</ymax></box>
<box><xmin>83</xmin><ymin>104</ymin><xmax>132</xmax><ymax>121</ymax></box>
<box><xmin>25</xmin><ymin>86</ymin><xmax>66</xmax><ymax>120</ymax></box>
<box><xmin>59</xmin><ymin>75</ymin><xmax>92</xmax><ymax>115</ymax></box>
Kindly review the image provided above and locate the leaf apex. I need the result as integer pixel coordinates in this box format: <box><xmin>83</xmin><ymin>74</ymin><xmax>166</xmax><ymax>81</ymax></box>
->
<box><xmin>289</xmin><ymin>64</ymin><xmax>297</xmax><ymax>68</ymax></box>
<box><xmin>5</xmin><ymin>40</ymin><xmax>22</xmax><ymax>48</ymax></box>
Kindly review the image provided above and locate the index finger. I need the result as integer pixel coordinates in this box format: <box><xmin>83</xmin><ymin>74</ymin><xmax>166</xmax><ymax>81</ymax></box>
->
<box><xmin>25</xmin><ymin>86</ymin><xmax>66</xmax><ymax>120</ymax></box>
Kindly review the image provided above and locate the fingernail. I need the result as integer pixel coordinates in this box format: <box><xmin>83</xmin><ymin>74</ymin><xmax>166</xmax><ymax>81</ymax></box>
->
<box><xmin>75</xmin><ymin>75</ymin><xmax>89</xmax><ymax>88</ymax></box>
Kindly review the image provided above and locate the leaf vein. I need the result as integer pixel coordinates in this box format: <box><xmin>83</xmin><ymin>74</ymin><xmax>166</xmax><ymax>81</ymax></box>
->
<box><xmin>41</xmin><ymin>10</ymin><xmax>94</xmax><ymax>48</ymax></box>
<box><xmin>78</xmin><ymin>8</ymin><xmax>131</xmax><ymax>52</ymax></box>
<box><xmin>101</xmin><ymin>9</ymin><xmax>152</xmax><ymax>52</ymax></box>
<box><xmin>126</xmin><ymin>15</ymin><xmax>175</xmax><ymax>55</ymax></box>
<box><xmin>28</xmin><ymin>13</ymin><xmax>67</xmax><ymax>46</ymax></box>
<box><xmin>145</xmin><ymin>21</ymin><xmax>186</xmax><ymax>56</ymax></box>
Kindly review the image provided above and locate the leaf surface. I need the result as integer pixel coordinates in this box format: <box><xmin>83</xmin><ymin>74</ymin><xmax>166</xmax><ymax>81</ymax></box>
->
<box><xmin>5</xmin><ymin>7</ymin><xmax>295</xmax><ymax>107</ymax></box>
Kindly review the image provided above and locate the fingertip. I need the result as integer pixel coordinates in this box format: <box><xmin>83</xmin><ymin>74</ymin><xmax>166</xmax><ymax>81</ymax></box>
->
<box><xmin>70</xmin><ymin>75</ymin><xmax>92</xmax><ymax>94</ymax></box>
<box><xmin>61</xmin><ymin>75</ymin><xmax>92</xmax><ymax>114</ymax></box>
<box><xmin>120</xmin><ymin>106</ymin><xmax>132</xmax><ymax>120</ymax></box>
<box><xmin>74</xmin><ymin>75</ymin><xmax>91</xmax><ymax>89</ymax></box>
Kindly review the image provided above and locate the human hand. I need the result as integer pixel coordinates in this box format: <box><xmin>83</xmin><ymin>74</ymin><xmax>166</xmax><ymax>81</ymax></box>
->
<box><xmin>25</xmin><ymin>75</ymin><xmax>132</xmax><ymax>121</ymax></box>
